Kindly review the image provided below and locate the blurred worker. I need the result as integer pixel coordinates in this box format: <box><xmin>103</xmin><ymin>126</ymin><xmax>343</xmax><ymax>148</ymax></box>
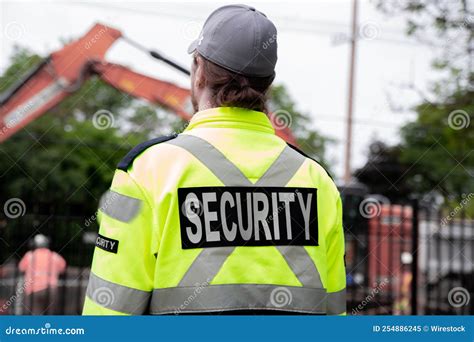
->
<box><xmin>84</xmin><ymin>4</ymin><xmax>345</xmax><ymax>315</ymax></box>
<box><xmin>19</xmin><ymin>234</ymin><xmax>66</xmax><ymax>315</ymax></box>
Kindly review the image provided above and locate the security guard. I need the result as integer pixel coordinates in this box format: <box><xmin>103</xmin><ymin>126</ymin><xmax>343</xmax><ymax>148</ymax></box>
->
<box><xmin>83</xmin><ymin>4</ymin><xmax>346</xmax><ymax>315</ymax></box>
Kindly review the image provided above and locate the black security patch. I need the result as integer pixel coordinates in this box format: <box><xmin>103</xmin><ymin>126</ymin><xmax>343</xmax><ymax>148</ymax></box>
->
<box><xmin>178</xmin><ymin>186</ymin><xmax>318</xmax><ymax>249</ymax></box>
<box><xmin>96</xmin><ymin>233</ymin><xmax>119</xmax><ymax>254</ymax></box>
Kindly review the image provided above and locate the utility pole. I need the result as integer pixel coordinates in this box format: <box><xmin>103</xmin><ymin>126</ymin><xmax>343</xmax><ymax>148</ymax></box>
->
<box><xmin>344</xmin><ymin>0</ymin><xmax>358</xmax><ymax>185</ymax></box>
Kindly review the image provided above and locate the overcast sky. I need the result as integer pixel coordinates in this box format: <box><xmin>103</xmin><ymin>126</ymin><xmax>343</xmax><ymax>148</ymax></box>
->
<box><xmin>0</xmin><ymin>0</ymin><xmax>438</xmax><ymax>181</ymax></box>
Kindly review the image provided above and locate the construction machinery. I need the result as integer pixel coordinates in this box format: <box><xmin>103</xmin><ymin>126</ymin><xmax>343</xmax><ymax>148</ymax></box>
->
<box><xmin>0</xmin><ymin>23</ymin><xmax>296</xmax><ymax>144</ymax></box>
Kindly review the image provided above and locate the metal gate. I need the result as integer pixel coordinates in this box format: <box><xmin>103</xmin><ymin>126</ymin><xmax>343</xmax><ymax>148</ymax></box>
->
<box><xmin>0</xmin><ymin>202</ymin><xmax>95</xmax><ymax>315</ymax></box>
<box><xmin>343</xmin><ymin>189</ymin><xmax>473</xmax><ymax>315</ymax></box>
<box><xmin>1</xmin><ymin>193</ymin><xmax>473</xmax><ymax>315</ymax></box>
<box><xmin>418</xmin><ymin>207</ymin><xmax>473</xmax><ymax>314</ymax></box>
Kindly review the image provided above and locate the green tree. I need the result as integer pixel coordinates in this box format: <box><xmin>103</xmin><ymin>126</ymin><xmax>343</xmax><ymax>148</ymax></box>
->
<box><xmin>1</xmin><ymin>47</ymin><xmax>333</xmax><ymax>216</ymax></box>
<box><xmin>0</xmin><ymin>47</ymin><xmax>163</xmax><ymax>214</ymax></box>
<box><xmin>360</xmin><ymin>0</ymin><xmax>474</xmax><ymax>207</ymax></box>
<box><xmin>354</xmin><ymin>141</ymin><xmax>412</xmax><ymax>203</ymax></box>
<box><xmin>400</xmin><ymin>89</ymin><xmax>474</xmax><ymax>200</ymax></box>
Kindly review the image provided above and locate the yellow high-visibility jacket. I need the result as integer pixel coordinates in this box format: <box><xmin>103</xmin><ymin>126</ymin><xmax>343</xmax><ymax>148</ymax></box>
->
<box><xmin>83</xmin><ymin>107</ymin><xmax>346</xmax><ymax>315</ymax></box>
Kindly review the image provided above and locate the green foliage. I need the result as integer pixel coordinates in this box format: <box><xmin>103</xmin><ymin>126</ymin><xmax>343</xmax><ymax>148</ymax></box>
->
<box><xmin>355</xmin><ymin>141</ymin><xmax>412</xmax><ymax>203</ymax></box>
<box><xmin>399</xmin><ymin>88</ymin><xmax>474</xmax><ymax>200</ymax></box>
<box><xmin>0</xmin><ymin>47</ymin><xmax>43</xmax><ymax>92</ymax></box>
<box><xmin>1</xmin><ymin>47</ymin><xmax>333</xmax><ymax>219</ymax></box>
<box><xmin>363</xmin><ymin>0</ymin><xmax>474</xmax><ymax>212</ymax></box>
<box><xmin>0</xmin><ymin>110</ymin><xmax>134</xmax><ymax>212</ymax></box>
<box><xmin>357</xmin><ymin>89</ymin><xmax>474</xmax><ymax>205</ymax></box>
<box><xmin>0</xmin><ymin>48</ymin><xmax>154</xmax><ymax>215</ymax></box>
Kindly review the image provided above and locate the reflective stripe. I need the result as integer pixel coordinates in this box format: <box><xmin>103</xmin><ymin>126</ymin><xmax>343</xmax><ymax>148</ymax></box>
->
<box><xmin>167</xmin><ymin>134</ymin><xmax>307</xmax><ymax>188</ymax></box>
<box><xmin>166</xmin><ymin>134</ymin><xmax>249</xmax><ymax>186</ymax></box>
<box><xmin>327</xmin><ymin>288</ymin><xmax>347</xmax><ymax>315</ymax></box>
<box><xmin>168</xmin><ymin>135</ymin><xmax>322</xmax><ymax>291</ymax></box>
<box><xmin>179</xmin><ymin>247</ymin><xmax>234</xmax><ymax>286</ymax></box>
<box><xmin>169</xmin><ymin>134</ymin><xmax>249</xmax><ymax>287</ymax></box>
<box><xmin>86</xmin><ymin>272</ymin><xmax>151</xmax><ymax>315</ymax></box>
<box><xmin>255</xmin><ymin>144</ymin><xmax>306</xmax><ymax>186</ymax></box>
<box><xmin>181</xmin><ymin>245</ymin><xmax>323</xmax><ymax>288</ymax></box>
<box><xmin>276</xmin><ymin>246</ymin><xmax>322</xmax><ymax>288</ymax></box>
<box><xmin>150</xmin><ymin>285</ymin><xmax>327</xmax><ymax>314</ymax></box>
<box><xmin>99</xmin><ymin>189</ymin><xmax>142</xmax><ymax>223</ymax></box>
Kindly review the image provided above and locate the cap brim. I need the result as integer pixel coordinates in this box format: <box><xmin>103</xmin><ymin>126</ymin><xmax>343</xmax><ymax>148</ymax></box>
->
<box><xmin>187</xmin><ymin>39</ymin><xmax>198</xmax><ymax>54</ymax></box>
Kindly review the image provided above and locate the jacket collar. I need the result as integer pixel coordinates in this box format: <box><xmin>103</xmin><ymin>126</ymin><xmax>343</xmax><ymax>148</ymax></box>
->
<box><xmin>184</xmin><ymin>107</ymin><xmax>275</xmax><ymax>134</ymax></box>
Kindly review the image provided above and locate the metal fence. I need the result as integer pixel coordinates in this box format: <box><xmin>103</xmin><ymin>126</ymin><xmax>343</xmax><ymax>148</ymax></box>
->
<box><xmin>343</xmin><ymin>190</ymin><xmax>474</xmax><ymax>315</ymax></box>
<box><xmin>0</xmin><ymin>194</ymin><xmax>472</xmax><ymax>315</ymax></box>
<box><xmin>345</xmin><ymin>202</ymin><xmax>416</xmax><ymax>315</ymax></box>
<box><xmin>0</xmin><ymin>203</ymin><xmax>95</xmax><ymax>315</ymax></box>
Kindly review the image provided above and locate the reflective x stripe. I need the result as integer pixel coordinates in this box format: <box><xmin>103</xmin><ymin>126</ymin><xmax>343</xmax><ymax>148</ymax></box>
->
<box><xmin>254</xmin><ymin>144</ymin><xmax>308</xmax><ymax>187</ymax></box>
<box><xmin>327</xmin><ymin>288</ymin><xmax>347</xmax><ymax>315</ymax></box>
<box><xmin>276</xmin><ymin>246</ymin><xmax>322</xmax><ymax>287</ymax></box>
<box><xmin>99</xmin><ymin>189</ymin><xmax>142</xmax><ymax>223</ymax></box>
<box><xmin>167</xmin><ymin>134</ymin><xmax>323</xmax><ymax>290</ymax></box>
<box><xmin>150</xmin><ymin>284</ymin><xmax>327</xmax><ymax>314</ymax></box>
<box><xmin>166</xmin><ymin>134</ymin><xmax>249</xmax><ymax>186</ymax></box>
<box><xmin>178</xmin><ymin>247</ymin><xmax>234</xmax><ymax>287</ymax></box>
<box><xmin>86</xmin><ymin>272</ymin><xmax>151</xmax><ymax>314</ymax></box>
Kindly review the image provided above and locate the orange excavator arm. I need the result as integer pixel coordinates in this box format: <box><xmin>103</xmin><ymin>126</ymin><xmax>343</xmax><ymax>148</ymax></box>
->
<box><xmin>93</xmin><ymin>61</ymin><xmax>191</xmax><ymax>121</ymax></box>
<box><xmin>0</xmin><ymin>24</ymin><xmax>122</xmax><ymax>142</ymax></box>
<box><xmin>0</xmin><ymin>23</ymin><xmax>296</xmax><ymax>144</ymax></box>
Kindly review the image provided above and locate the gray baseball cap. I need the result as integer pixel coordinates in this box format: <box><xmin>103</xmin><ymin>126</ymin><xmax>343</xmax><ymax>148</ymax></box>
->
<box><xmin>187</xmin><ymin>4</ymin><xmax>277</xmax><ymax>77</ymax></box>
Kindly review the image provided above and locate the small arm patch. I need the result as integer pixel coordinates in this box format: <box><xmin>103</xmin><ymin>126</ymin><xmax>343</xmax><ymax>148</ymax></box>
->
<box><xmin>96</xmin><ymin>234</ymin><xmax>119</xmax><ymax>254</ymax></box>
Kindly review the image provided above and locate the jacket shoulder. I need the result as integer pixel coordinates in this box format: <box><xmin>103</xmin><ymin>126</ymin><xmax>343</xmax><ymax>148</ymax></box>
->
<box><xmin>287</xmin><ymin>143</ymin><xmax>334</xmax><ymax>181</ymax></box>
<box><xmin>117</xmin><ymin>134</ymin><xmax>177</xmax><ymax>171</ymax></box>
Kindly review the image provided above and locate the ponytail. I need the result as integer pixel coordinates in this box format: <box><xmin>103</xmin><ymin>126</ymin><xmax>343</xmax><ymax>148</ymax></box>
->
<box><xmin>199</xmin><ymin>54</ymin><xmax>275</xmax><ymax>112</ymax></box>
